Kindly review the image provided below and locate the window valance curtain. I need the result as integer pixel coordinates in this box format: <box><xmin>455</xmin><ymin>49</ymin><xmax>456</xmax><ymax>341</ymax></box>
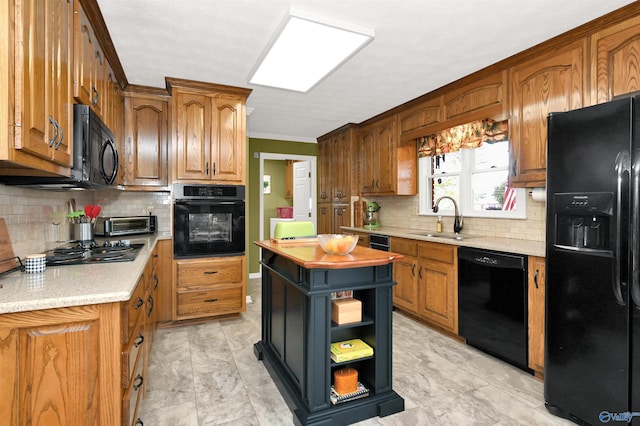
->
<box><xmin>417</xmin><ymin>119</ymin><xmax>508</xmax><ymax>158</ymax></box>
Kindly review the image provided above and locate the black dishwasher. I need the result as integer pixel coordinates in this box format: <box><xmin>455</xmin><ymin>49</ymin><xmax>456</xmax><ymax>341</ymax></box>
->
<box><xmin>458</xmin><ymin>247</ymin><xmax>531</xmax><ymax>373</ymax></box>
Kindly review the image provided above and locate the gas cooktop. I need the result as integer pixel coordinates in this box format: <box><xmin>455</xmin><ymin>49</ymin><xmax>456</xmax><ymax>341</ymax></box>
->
<box><xmin>45</xmin><ymin>240</ymin><xmax>145</xmax><ymax>266</ymax></box>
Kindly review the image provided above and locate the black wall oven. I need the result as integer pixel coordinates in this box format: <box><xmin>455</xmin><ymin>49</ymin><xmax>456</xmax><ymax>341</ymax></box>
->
<box><xmin>173</xmin><ymin>184</ymin><xmax>245</xmax><ymax>258</ymax></box>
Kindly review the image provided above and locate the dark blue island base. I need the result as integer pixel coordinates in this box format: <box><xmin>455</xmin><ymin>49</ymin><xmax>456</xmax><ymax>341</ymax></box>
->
<box><xmin>253</xmin><ymin>243</ymin><xmax>405</xmax><ymax>425</ymax></box>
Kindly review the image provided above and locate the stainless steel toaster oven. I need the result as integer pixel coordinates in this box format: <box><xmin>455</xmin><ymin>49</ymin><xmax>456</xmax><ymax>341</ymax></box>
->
<box><xmin>94</xmin><ymin>215</ymin><xmax>157</xmax><ymax>237</ymax></box>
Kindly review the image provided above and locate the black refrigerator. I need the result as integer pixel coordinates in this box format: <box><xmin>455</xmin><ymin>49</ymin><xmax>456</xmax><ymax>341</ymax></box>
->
<box><xmin>545</xmin><ymin>95</ymin><xmax>640</xmax><ymax>425</ymax></box>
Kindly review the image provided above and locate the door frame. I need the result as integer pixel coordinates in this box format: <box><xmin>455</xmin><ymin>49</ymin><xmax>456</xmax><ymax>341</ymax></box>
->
<box><xmin>259</xmin><ymin>153</ymin><xmax>317</xmax><ymax>240</ymax></box>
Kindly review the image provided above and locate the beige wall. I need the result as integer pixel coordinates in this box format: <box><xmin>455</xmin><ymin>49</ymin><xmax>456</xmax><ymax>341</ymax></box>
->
<box><xmin>372</xmin><ymin>194</ymin><xmax>546</xmax><ymax>242</ymax></box>
<box><xmin>0</xmin><ymin>184</ymin><xmax>171</xmax><ymax>259</ymax></box>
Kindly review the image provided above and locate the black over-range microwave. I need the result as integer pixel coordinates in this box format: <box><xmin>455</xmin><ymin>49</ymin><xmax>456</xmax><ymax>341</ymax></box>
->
<box><xmin>0</xmin><ymin>105</ymin><xmax>119</xmax><ymax>190</ymax></box>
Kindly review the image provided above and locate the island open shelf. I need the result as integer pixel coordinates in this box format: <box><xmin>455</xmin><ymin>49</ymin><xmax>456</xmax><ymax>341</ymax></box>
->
<box><xmin>253</xmin><ymin>240</ymin><xmax>405</xmax><ymax>425</ymax></box>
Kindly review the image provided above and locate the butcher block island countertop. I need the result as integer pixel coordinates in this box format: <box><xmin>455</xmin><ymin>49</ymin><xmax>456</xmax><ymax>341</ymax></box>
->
<box><xmin>254</xmin><ymin>239</ymin><xmax>403</xmax><ymax>269</ymax></box>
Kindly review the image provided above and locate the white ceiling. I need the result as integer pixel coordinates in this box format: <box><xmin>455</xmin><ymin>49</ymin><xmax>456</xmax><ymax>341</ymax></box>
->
<box><xmin>97</xmin><ymin>0</ymin><xmax>634</xmax><ymax>143</ymax></box>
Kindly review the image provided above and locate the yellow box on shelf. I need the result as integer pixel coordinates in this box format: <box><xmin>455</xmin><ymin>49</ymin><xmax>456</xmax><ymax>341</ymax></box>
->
<box><xmin>330</xmin><ymin>338</ymin><xmax>374</xmax><ymax>363</ymax></box>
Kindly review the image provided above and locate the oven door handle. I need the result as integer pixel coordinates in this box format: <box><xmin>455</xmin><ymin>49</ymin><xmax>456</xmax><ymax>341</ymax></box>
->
<box><xmin>174</xmin><ymin>199</ymin><xmax>244</xmax><ymax>206</ymax></box>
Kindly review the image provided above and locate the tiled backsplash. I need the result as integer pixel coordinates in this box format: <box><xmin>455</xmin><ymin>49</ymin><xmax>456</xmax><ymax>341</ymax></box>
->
<box><xmin>372</xmin><ymin>194</ymin><xmax>546</xmax><ymax>242</ymax></box>
<box><xmin>0</xmin><ymin>184</ymin><xmax>171</xmax><ymax>259</ymax></box>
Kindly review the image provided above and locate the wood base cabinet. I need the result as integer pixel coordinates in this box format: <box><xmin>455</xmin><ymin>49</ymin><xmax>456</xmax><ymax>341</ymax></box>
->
<box><xmin>173</xmin><ymin>255</ymin><xmax>246</xmax><ymax>321</ymax></box>
<box><xmin>416</xmin><ymin>242</ymin><xmax>458</xmax><ymax>334</ymax></box>
<box><xmin>0</xmin><ymin>303</ymin><xmax>122</xmax><ymax>425</ymax></box>
<box><xmin>390</xmin><ymin>237</ymin><xmax>418</xmax><ymax>313</ymax></box>
<box><xmin>390</xmin><ymin>240</ymin><xmax>457</xmax><ymax>335</ymax></box>
<box><xmin>0</xmin><ymin>244</ymin><xmax>161</xmax><ymax>426</ymax></box>
<box><xmin>528</xmin><ymin>256</ymin><xmax>546</xmax><ymax>376</ymax></box>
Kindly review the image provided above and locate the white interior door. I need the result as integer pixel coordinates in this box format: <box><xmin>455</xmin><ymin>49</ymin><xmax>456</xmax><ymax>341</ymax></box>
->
<box><xmin>293</xmin><ymin>161</ymin><xmax>312</xmax><ymax>223</ymax></box>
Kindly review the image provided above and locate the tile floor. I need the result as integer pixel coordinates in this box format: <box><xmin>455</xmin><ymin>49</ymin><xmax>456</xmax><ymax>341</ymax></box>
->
<box><xmin>138</xmin><ymin>278</ymin><xmax>573</xmax><ymax>425</ymax></box>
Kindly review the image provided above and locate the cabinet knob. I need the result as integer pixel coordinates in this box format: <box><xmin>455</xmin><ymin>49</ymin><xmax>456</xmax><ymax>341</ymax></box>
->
<box><xmin>534</xmin><ymin>269</ymin><xmax>539</xmax><ymax>288</ymax></box>
<box><xmin>206</xmin><ymin>162</ymin><xmax>209</xmax><ymax>175</ymax></box>
<box><xmin>203</xmin><ymin>298</ymin><xmax>219</xmax><ymax>303</ymax></box>
<box><xmin>204</xmin><ymin>271</ymin><xmax>218</xmax><ymax>275</ymax></box>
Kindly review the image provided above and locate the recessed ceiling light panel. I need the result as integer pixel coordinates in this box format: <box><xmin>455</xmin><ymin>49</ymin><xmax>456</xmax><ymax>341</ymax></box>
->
<box><xmin>250</xmin><ymin>9</ymin><xmax>374</xmax><ymax>92</ymax></box>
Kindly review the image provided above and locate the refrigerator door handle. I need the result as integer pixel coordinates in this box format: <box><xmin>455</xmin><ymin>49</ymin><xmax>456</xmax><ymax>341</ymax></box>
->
<box><xmin>632</xmin><ymin>155</ymin><xmax>640</xmax><ymax>308</ymax></box>
<box><xmin>614</xmin><ymin>151</ymin><xmax>630</xmax><ymax>306</ymax></box>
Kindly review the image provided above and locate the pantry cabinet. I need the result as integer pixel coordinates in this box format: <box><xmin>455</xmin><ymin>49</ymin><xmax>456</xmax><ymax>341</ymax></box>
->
<box><xmin>167</xmin><ymin>78</ymin><xmax>251</xmax><ymax>185</ymax></box>
<box><xmin>415</xmin><ymin>242</ymin><xmax>458</xmax><ymax>334</ymax></box>
<box><xmin>173</xmin><ymin>255</ymin><xmax>246</xmax><ymax>321</ymax></box>
<box><xmin>528</xmin><ymin>256</ymin><xmax>546</xmax><ymax>376</ymax></box>
<box><xmin>590</xmin><ymin>14</ymin><xmax>640</xmax><ymax>104</ymax></box>
<box><xmin>318</xmin><ymin>203</ymin><xmax>332</xmax><ymax>234</ymax></box>
<box><xmin>509</xmin><ymin>39</ymin><xmax>587</xmax><ymax>188</ymax></box>
<box><xmin>0</xmin><ymin>0</ymin><xmax>74</xmax><ymax>176</ymax></box>
<box><xmin>120</xmin><ymin>87</ymin><xmax>169</xmax><ymax>189</ymax></box>
<box><xmin>317</xmin><ymin>125</ymin><xmax>356</xmax><ymax>233</ymax></box>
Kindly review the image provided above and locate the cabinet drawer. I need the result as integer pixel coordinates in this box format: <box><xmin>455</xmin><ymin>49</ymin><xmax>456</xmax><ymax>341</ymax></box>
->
<box><xmin>121</xmin><ymin>277</ymin><xmax>146</xmax><ymax>344</ymax></box>
<box><xmin>177</xmin><ymin>286</ymin><xmax>243</xmax><ymax>317</ymax></box>
<box><xmin>390</xmin><ymin>237</ymin><xmax>418</xmax><ymax>256</ymax></box>
<box><xmin>418</xmin><ymin>242</ymin><xmax>455</xmax><ymax>263</ymax></box>
<box><xmin>122</xmin><ymin>321</ymin><xmax>145</xmax><ymax>389</ymax></box>
<box><xmin>177</xmin><ymin>258</ymin><xmax>243</xmax><ymax>288</ymax></box>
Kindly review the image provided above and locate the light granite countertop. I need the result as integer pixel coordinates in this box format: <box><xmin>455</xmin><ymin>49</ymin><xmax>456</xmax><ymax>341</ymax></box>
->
<box><xmin>341</xmin><ymin>226</ymin><xmax>546</xmax><ymax>258</ymax></box>
<box><xmin>0</xmin><ymin>233</ymin><xmax>171</xmax><ymax>315</ymax></box>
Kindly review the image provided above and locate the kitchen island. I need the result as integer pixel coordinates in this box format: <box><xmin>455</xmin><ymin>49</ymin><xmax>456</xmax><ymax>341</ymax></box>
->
<box><xmin>253</xmin><ymin>239</ymin><xmax>405</xmax><ymax>426</ymax></box>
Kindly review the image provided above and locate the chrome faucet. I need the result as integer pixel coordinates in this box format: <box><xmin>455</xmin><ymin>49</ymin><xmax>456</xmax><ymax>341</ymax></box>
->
<box><xmin>433</xmin><ymin>196</ymin><xmax>463</xmax><ymax>233</ymax></box>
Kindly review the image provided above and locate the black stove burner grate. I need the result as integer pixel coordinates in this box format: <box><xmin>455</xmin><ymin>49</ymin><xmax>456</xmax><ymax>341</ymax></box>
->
<box><xmin>46</xmin><ymin>242</ymin><xmax>145</xmax><ymax>266</ymax></box>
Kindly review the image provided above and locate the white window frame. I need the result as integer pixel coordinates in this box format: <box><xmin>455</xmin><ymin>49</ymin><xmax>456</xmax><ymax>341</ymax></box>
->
<box><xmin>418</xmin><ymin>148</ymin><xmax>527</xmax><ymax>219</ymax></box>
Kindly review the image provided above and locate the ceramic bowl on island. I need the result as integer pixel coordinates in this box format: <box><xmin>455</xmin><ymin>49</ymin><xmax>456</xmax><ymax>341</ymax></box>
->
<box><xmin>317</xmin><ymin>234</ymin><xmax>359</xmax><ymax>255</ymax></box>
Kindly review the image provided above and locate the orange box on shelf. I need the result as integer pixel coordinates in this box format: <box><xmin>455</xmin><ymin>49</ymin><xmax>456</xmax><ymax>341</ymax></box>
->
<box><xmin>331</xmin><ymin>298</ymin><xmax>362</xmax><ymax>325</ymax></box>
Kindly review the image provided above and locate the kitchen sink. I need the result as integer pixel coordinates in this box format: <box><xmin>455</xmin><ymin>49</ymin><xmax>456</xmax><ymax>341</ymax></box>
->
<box><xmin>410</xmin><ymin>232</ymin><xmax>480</xmax><ymax>241</ymax></box>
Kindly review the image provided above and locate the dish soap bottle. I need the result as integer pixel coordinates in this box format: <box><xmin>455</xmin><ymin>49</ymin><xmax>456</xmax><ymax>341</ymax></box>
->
<box><xmin>437</xmin><ymin>216</ymin><xmax>443</xmax><ymax>233</ymax></box>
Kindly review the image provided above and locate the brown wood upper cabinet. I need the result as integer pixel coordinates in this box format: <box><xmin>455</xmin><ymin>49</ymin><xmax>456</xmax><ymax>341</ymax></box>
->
<box><xmin>121</xmin><ymin>88</ymin><xmax>169</xmax><ymax>189</ymax></box>
<box><xmin>1</xmin><ymin>0</ymin><xmax>74</xmax><ymax>176</ymax></box>
<box><xmin>590</xmin><ymin>14</ymin><xmax>640</xmax><ymax>104</ymax></box>
<box><xmin>357</xmin><ymin>115</ymin><xmax>416</xmax><ymax>196</ymax></box>
<box><xmin>73</xmin><ymin>0</ymin><xmax>123</xmax><ymax>137</ymax></box>
<box><xmin>443</xmin><ymin>71</ymin><xmax>508</xmax><ymax>125</ymax></box>
<box><xmin>509</xmin><ymin>39</ymin><xmax>587</xmax><ymax>188</ymax></box>
<box><xmin>317</xmin><ymin>125</ymin><xmax>354</xmax><ymax>201</ymax></box>
<box><xmin>168</xmin><ymin>78</ymin><xmax>251</xmax><ymax>184</ymax></box>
